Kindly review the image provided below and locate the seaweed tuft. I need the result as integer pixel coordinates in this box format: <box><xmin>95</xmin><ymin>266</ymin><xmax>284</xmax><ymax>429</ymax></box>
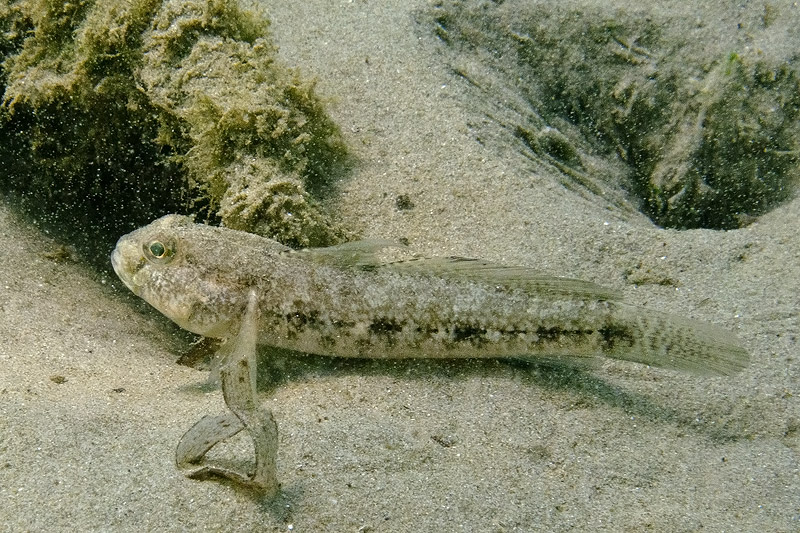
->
<box><xmin>0</xmin><ymin>0</ymin><xmax>349</xmax><ymax>262</ymax></box>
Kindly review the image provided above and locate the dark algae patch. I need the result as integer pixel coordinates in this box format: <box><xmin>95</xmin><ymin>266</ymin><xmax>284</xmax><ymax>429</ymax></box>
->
<box><xmin>0</xmin><ymin>0</ymin><xmax>348</xmax><ymax>256</ymax></box>
<box><xmin>427</xmin><ymin>0</ymin><xmax>800</xmax><ymax>229</ymax></box>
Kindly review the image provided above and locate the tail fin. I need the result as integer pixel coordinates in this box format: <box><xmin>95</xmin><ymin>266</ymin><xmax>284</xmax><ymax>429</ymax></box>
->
<box><xmin>606</xmin><ymin>304</ymin><xmax>749</xmax><ymax>376</ymax></box>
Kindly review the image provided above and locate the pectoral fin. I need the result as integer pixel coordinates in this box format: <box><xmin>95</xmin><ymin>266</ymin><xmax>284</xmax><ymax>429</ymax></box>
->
<box><xmin>175</xmin><ymin>290</ymin><xmax>280</xmax><ymax>495</ymax></box>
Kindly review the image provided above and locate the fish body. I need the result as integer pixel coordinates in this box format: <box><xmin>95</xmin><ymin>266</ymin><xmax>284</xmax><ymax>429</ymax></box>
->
<box><xmin>111</xmin><ymin>215</ymin><xmax>748</xmax><ymax>375</ymax></box>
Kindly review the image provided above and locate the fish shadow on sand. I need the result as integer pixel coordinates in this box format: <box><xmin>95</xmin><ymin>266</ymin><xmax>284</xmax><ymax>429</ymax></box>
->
<box><xmin>217</xmin><ymin>346</ymin><xmax>753</xmax><ymax>445</ymax></box>
<box><xmin>172</xmin><ymin>343</ymin><xmax>755</xmax><ymax>505</ymax></box>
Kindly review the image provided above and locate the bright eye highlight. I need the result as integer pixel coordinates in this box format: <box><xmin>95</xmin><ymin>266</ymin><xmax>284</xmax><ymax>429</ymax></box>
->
<box><xmin>143</xmin><ymin>238</ymin><xmax>175</xmax><ymax>264</ymax></box>
<box><xmin>149</xmin><ymin>241</ymin><xmax>166</xmax><ymax>258</ymax></box>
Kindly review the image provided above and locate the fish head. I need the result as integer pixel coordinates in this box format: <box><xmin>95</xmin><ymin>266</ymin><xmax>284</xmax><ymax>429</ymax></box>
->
<box><xmin>111</xmin><ymin>214</ymin><xmax>251</xmax><ymax>338</ymax></box>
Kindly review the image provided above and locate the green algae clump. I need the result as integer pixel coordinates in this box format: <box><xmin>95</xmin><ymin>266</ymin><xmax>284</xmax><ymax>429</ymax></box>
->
<box><xmin>0</xmin><ymin>0</ymin><xmax>348</xmax><ymax>249</ymax></box>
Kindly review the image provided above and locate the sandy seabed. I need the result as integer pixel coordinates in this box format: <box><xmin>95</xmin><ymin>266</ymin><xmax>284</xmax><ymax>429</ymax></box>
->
<box><xmin>2</xmin><ymin>0</ymin><xmax>798</xmax><ymax>531</ymax></box>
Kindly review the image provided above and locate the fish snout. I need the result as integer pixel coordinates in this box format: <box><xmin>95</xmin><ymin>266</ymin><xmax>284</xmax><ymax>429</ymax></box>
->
<box><xmin>110</xmin><ymin>243</ymin><xmax>139</xmax><ymax>295</ymax></box>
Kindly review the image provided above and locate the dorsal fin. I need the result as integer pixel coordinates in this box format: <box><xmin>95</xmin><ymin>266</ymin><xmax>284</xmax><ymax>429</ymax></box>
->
<box><xmin>380</xmin><ymin>256</ymin><xmax>622</xmax><ymax>301</ymax></box>
<box><xmin>288</xmin><ymin>239</ymin><xmax>415</xmax><ymax>269</ymax></box>
<box><xmin>294</xmin><ymin>240</ymin><xmax>621</xmax><ymax>301</ymax></box>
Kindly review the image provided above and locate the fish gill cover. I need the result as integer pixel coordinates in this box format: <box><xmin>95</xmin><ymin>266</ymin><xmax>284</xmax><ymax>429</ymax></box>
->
<box><xmin>0</xmin><ymin>0</ymin><xmax>349</xmax><ymax>256</ymax></box>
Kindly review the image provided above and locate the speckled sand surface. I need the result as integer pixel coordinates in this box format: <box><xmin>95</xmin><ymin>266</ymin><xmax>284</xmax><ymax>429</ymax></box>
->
<box><xmin>2</xmin><ymin>0</ymin><xmax>799</xmax><ymax>531</ymax></box>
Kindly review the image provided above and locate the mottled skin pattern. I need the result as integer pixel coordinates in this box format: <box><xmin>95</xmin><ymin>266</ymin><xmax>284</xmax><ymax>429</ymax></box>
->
<box><xmin>112</xmin><ymin>215</ymin><xmax>748</xmax><ymax>376</ymax></box>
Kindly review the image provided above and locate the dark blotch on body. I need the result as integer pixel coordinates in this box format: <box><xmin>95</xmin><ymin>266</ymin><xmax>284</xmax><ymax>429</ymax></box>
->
<box><xmin>369</xmin><ymin>318</ymin><xmax>405</xmax><ymax>334</ymax></box>
<box><xmin>451</xmin><ymin>324</ymin><xmax>488</xmax><ymax>343</ymax></box>
<box><xmin>599</xmin><ymin>324</ymin><xmax>636</xmax><ymax>353</ymax></box>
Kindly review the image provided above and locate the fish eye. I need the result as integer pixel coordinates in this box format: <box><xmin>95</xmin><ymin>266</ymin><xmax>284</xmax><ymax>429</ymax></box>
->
<box><xmin>144</xmin><ymin>238</ymin><xmax>175</xmax><ymax>264</ymax></box>
<box><xmin>149</xmin><ymin>241</ymin><xmax>166</xmax><ymax>258</ymax></box>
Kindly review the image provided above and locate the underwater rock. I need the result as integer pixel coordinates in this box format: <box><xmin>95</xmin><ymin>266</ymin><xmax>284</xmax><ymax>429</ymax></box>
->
<box><xmin>0</xmin><ymin>0</ymin><xmax>348</xmax><ymax>250</ymax></box>
<box><xmin>428</xmin><ymin>0</ymin><xmax>800</xmax><ymax>230</ymax></box>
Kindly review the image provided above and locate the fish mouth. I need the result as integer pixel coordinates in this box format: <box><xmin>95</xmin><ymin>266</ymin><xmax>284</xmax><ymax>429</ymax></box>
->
<box><xmin>110</xmin><ymin>245</ymin><xmax>138</xmax><ymax>295</ymax></box>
